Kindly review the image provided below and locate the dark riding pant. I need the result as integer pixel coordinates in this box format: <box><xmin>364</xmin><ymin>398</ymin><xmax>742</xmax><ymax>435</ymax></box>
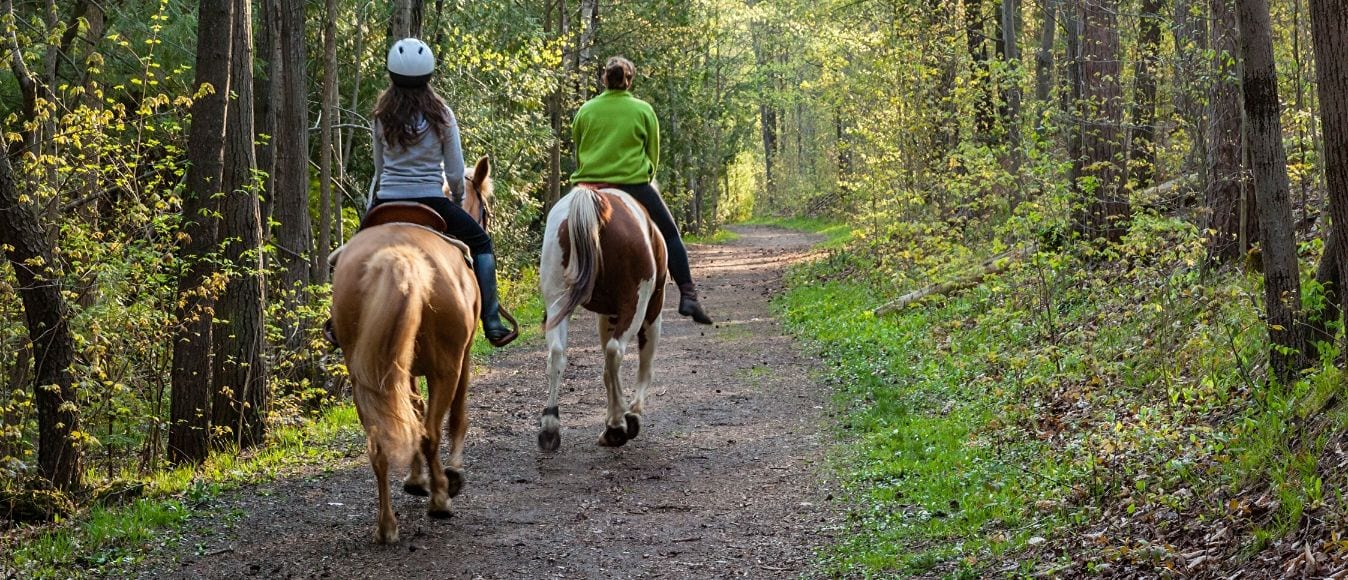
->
<box><xmin>371</xmin><ymin>195</ymin><xmax>493</xmax><ymax>256</ymax></box>
<box><xmin>614</xmin><ymin>183</ymin><xmax>692</xmax><ymax>287</ymax></box>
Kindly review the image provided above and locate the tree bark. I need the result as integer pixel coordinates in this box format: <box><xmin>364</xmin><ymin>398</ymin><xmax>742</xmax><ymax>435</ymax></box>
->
<box><xmin>255</xmin><ymin>0</ymin><xmax>280</xmax><ymax>228</ymax></box>
<box><xmin>1237</xmin><ymin>0</ymin><xmax>1306</xmax><ymax>380</ymax></box>
<box><xmin>1034</xmin><ymin>0</ymin><xmax>1057</xmax><ymax>104</ymax></box>
<box><xmin>966</xmin><ymin>0</ymin><xmax>995</xmax><ymax>138</ymax></box>
<box><xmin>1309</xmin><ymin>0</ymin><xmax>1348</xmax><ymax>352</ymax></box>
<box><xmin>169</xmin><ymin>0</ymin><xmax>233</xmax><ymax>465</ymax></box>
<box><xmin>1128</xmin><ymin>0</ymin><xmax>1164</xmax><ymax>190</ymax></box>
<box><xmin>316</xmin><ymin>0</ymin><xmax>339</xmax><ymax>284</ymax></box>
<box><xmin>1073</xmin><ymin>0</ymin><xmax>1129</xmax><ymax>243</ymax></box>
<box><xmin>1205</xmin><ymin>0</ymin><xmax>1250</xmax><ymax>264</ymax></box>
<box><xmin>0</xmin><ymin>154</ymin><xmax>82</xmax><ymax>491</ymax></box>
<box><xmin>212</xmin><ymin>0</ymin><xmax>268</xmax><ymax>450</ymax></box>
<box><xmin>274</xmin><ymin>0</ymin><xmax>312</xmax><ymax>291</ymax></box>
<box><xmin>1000</xmin><ymin>0</ymin><xmax>1023</xmax><ymax>158</ymax></box>
<box><xmin>1174</xmin><ymin>0</ymin><xmax>1209</xmax><ymax>183</ymax></box>
<box><xmin>391</xmin><ymin>0</ymin><xmax>422</xmax><ymax>40</ymax></box>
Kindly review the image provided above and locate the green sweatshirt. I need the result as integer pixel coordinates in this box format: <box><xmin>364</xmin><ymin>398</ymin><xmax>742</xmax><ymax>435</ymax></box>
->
<box><xmin>570</xmin><ymin>90</ymin><xmax>660</xmax><ymax>185</ymax></box>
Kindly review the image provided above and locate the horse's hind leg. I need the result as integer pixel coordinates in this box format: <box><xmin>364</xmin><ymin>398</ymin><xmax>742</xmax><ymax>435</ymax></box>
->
<box><xmin>370</xmin><ymin>442</ymin><xmax>398</xmax><ymax>543</ymax></box>
<box><xmin>421</xmin><ymin>370</ymin><xmax>459</xmax><ymax>518</ymax></box>
<box><xmin>538</xmin><ymin>315</ymin><xmax>569</xmax><ymax>451</ymax></box>
<box><xmin>597</xmin><ymin>315</ymin><xmax>633</xmax><ymax>447</ymax></box>
<box><xmin>441</xmin><ymin>345</ymin><xmax>472</xmax><ymax>499</ymax></box>
<box><xmin>403</xmin><ymin>377</ymin><xmax>430</xmax><ymax>497</ymax></box>
<box><xmin>626</xmin><ymin>316</ymin><xmax>660</xmax><ymax>439</ymax></box>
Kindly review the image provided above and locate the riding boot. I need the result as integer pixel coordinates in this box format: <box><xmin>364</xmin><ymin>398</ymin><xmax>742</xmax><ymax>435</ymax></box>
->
<box><xmin>473</xmin><ymin>253</ymin><xmax>517</xmax><ymax>347</ymax></box>
<box><xmin>677</xmin><ymin>282</ymin><xmax>713</xmax><ymax>325</ymax></box>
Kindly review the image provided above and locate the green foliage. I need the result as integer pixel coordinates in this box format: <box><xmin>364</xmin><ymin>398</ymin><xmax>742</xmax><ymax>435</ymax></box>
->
<box><xmin>1</xmin><ymin>404</ymin><xmax>362</xmax><ymax>577</ymax></box>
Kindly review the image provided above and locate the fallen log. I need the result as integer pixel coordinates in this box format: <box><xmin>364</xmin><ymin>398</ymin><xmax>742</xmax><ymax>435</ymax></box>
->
<box><xmin>874</xmin><ymin>244</ymin><xmax>1037</xmax><ymax>316</ymax></box>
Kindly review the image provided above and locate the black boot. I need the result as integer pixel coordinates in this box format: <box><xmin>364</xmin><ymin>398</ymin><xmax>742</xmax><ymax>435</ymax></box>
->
<box><xmin>677</xmin><ymin>282</ymin><xmax>713</xmax><ymax>325</ymax></box>
<box><xmin>473</xmin><ymin>253</ymin><xmax>517</xmax><ymax>347</ymax></box>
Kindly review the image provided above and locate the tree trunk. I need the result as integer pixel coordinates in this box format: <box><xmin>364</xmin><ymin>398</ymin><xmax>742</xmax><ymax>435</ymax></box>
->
<box><xmin>316</xmin><ymin>0</ymin><xmax>338</xmax><ymax>284</ymax></box>
<box><xmin>1001</xmin><ymin>0</ymin><xmax>1023</xmax><ymax>154</ymax></box>
<box><xmin>169</xmin><ymin>0</ymin><xmax>233</xmax><ymax>465</ymax></box>
<box><xmin>0</xmin><ymin>154</ymin><xmax>82</xmax><ymax>491</ymax></box>
<box><xmin>543</xmin><ymin>0</ymin><xmax>566</xmax><ymax>212</ymax></box>
<box><xmin>255</xmin><ymin>0</ymin><xmax>279</xmax><ymax>228</ymax></box>
<box><xmin>391</xmin><ymin>0</ymin><xmax>423</xmax><ymax>40</ymax></box>
<box><xmin>1034</xmin><ymin>0</ymin><xmax>1057</xmax><ymax>104</ymax></box>
<box><xmin>1237</xmin><ymin>0</ymin><xmax>1306</xmax><ymax>380</ymax></box>
<box><xmin>579</xmin><ymin>0</ymin><xmax>600</xmax><ymax>95</ymax></box>
<box><xmin>1073</xmin><ymin>0</ymin><xmax>1129</xmax><ymax>243</ymax></box>
<box><xmin>274</xmin><ymin>0</ymin><xmax>312</xmax><ymax>292</ymax></box>
<box><xmin>1205</xmin><ymin>0</ymin><xmax>1250</xmax><ymax>264</ymax></box>
<box><xmin>1309</xmin><ymin>0</ymin><xmax>1348</xmax><ymax>352</ymax></box>
<box><xmin>1128</xmin><ymin>0</ymin><xmax>1164</xmax><ymax>190</ymax></box>
<box><xmin>212</xmin><ymin>0</ymin><xmax>268</xmax><ymax>450</ymax></box>
<box><xmin>966</xmin><ymin>0</ymin><xmax>995</xmax><ymax>138</ymax></box>
<box><xmin>1174</xmin><ymin>0</ymin><xmax>1209</xmax><ymax>183</ymax></box>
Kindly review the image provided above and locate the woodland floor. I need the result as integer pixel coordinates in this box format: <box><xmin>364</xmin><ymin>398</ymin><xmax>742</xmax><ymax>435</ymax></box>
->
<box><xmin>128</xmin><ymin>226</ymin><xmax>844</xmax><ymax>579</ymax></box>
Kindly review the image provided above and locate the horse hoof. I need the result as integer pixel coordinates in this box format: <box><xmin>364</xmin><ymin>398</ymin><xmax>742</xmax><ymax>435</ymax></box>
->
<box><xmin>538</xmin><ymin>428</ymin><xmax>561</xmax><ymax>452</ymax></box>
<box><xmin>374</xmin><ymin>526</ymin><xmax>399</xmax><ymax>545</ymax></box>
<box><xmin>402</xmin><ymin>482</ymin><xmax>429</xmax><ymax>497</ymax></box>
<box><xmin>428</xmin><ymin>507</ymin><xmax>452</xmax><ymax>519</ymax></box>
<box><xmin>624</xmin><ymin>413</ymin><xmax>641</xmax><ymax>439</ymax></box>
<box><xmin>444</xmin><ymin>467</ymin><xmax>464</xmax><ymax>498</ymax></box>
<box><xmin>598</xmin><ymin>425</ymin><xmax>629</xmax><ymax>447</ymax></box>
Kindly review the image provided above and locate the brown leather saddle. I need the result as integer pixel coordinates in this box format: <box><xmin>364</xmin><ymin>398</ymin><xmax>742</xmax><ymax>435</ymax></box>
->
<box><xmin>361</xmin><ymin>201</ymin><xmax>448</xmax><ymax>231</ymax></box>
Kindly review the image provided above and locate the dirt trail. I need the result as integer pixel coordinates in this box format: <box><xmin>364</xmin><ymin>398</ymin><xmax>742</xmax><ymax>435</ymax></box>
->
<box><xmin>134</xmin><ymin>226</ymin><xmax>841</xmax><ymax>579</ymax></box>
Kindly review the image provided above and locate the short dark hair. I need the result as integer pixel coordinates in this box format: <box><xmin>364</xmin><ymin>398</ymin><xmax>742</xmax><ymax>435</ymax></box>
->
<box><xmin>603</xmin><ymin>56</ymin><xmax>634</xmax><ymax>90</ymax></box>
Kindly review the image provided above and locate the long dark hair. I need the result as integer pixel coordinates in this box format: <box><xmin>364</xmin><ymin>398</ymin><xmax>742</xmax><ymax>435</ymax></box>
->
<box><xmin>374</xmin><ymin>85</ymin><xmax>451</xmax><ymax>150</ymax></box>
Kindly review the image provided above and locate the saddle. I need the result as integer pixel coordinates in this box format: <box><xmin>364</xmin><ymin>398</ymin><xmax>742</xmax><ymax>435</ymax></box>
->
<box><xmin>328</xmin><ymin>202</ymin><xmax>472</xmax><ymax>267</ymax></box>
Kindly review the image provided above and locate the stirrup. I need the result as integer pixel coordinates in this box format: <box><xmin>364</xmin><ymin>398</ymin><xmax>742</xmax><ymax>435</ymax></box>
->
<box><xmin>486</xmin><ymin>306</ymin><xmax>520</xmax><ymax>347</ymax></box>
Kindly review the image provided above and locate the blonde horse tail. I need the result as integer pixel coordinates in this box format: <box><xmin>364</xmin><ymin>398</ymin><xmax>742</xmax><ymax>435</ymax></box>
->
<box><xmin>349</xmin><ymin>247</ymin><xmax>429</xmax><ymax>468</ymax></box>
<box><xmin>546</xmin><ymin>186</ymin><xmax>606</xmax><ymax>331</ymax></box>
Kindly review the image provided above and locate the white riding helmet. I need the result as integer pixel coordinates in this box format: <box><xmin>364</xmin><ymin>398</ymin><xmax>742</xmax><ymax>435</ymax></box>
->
<box><xmin>387</xmin><ymin>38</ymin><xmax>434</xmax><ymax>87</ymax></box>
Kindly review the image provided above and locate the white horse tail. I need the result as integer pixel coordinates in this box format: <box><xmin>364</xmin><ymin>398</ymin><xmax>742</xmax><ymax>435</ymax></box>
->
<box><xmin>349</xmin><ymin>246</ymin><xmax>429</xmax><ymax>468</ymax></box>
<box><xmin>546</xmin><ymin>186</ymin><xmax>608</xmax><ymax>331</ymax></box>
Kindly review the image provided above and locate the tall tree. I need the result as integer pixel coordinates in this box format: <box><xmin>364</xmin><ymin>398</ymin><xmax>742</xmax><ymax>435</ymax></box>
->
<box><xmin>1072</xmin><ymin>0</ymin><xmax>1128</xmax><ymax>242</ymax></box>
<box><xmin>999</xmin><ymin>0</ymin><xmax>1023</xmax><ymax>163</ymax></box>
<box><xmin>966</xmin><ymin>0</ymin><xmax>995</xmax><ymax>138</ymax></box>
<box><xmin>391</xmin><ymin>0</ymin><xmax>423</xmax><ymax>39</ymax></box>
<box><xmin>1204</xmin><ymin>0</ymin><xmax>1254</xmax><ymax>264</ymax></box>
<box><xmin>169</xmin><ymin>0</ymin><xmax>234</xmax><ymax>465</ymax></box>
<box><xmin>316</xmin><ymin>0</ymin><xmax>339</xmax><ymax>284</ymax></box>
<box><xmin>212</xmin><ymin>0</ymin><xmax>268</xmax><ymax>449</ymax></box>
<box><xmin>0</xmin><ymin>154</ymin><xmax>82</xmax><ymax>491</ymax></box>
<box><xmin>1309</xmin><ymin>0</ymin><xmax>1348</xmax><ymax>350</ymax></box>
<box><xmin>1237</xmin><ymin>0</ymin><xmax>1306</xmax><ymax>380</ymax></box>
<box><xmin>1127</xmin><ymin>0</ymin><xmax>1165</xmax><ymax>190</ymax></box>
<box><xmin>1034</xmin><ymin>0</ymin><xmax>1058</xmax><ymax>104</ymax></box>
<box><xmin>1174</xmin><ymin>0</ymin><xmax>1208</xmax><ymax>180</ymax></box>
<box><xmin>274</xmin><ymin>0</ymin><xmax>312</xmax><ymax>292</ymax></box>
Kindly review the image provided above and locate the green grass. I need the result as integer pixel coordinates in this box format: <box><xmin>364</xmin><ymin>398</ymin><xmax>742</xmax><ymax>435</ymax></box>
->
<box><xmin>774</xmin><ymin>216</ymin><xmax>1348</xmax><ymax>575</ymax></box>
<box><xmin>3</xmin><ymin>405</ymin><xmax>364</xmax><ymax>578</ymax></box>
<box><xmin>685</xmin><ymin>228</ymin><xmax>741</xmax><ymax>244</ymax></box>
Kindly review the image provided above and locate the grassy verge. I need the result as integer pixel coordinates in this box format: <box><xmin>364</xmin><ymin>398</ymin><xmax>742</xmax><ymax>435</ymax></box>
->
<box><xmin>776</xmin><ymin>217</ymin><xmax>1348</xmax><ymax>576</ymax></box>
<box><xmin>743</xmin><ymin>215</ymin><xmax>852</xmax><ymax>248</ymax></box>
<box><xmin>3</xmin><ymin>405</ymin><xmax>364</xmax><ymax>578</ymax></box>
<box><xmin>685</xmin><ymin>229</ymin><xmax>741</xmax><ymax>244</ymax></box>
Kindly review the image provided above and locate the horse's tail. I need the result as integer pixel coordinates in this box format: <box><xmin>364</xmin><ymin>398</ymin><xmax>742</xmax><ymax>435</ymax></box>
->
<box><xmin>545</xmin><ymin>186</ymin><xmax>608</xmax><ymax>331</ymax></box>
<box><xmin>349</xmin><ymin>246</ymin><xmax>428</xmax><ymax>468</ymax></box>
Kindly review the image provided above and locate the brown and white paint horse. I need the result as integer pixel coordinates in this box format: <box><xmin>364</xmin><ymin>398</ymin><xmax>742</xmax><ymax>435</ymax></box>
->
<box><xmin>537</xmin><ymin>184</ymin><xmax>667</xmax><ymax>451</ymax></box>
<box><xmin>330</xmin><ymin>156</ymin><xmax>493</xmax><ymax>544</ymax></box>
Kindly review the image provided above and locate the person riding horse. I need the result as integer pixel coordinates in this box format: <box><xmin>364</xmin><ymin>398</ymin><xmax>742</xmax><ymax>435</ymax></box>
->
<box><xmin>363</xmin><ymin>38</ymin><xmax>515</xmax><ymax>347</ymax></box>
<box><xmin>570</xmin><ymin>56</ymin><xmax>713</xmax><ymax>325</ymax></box>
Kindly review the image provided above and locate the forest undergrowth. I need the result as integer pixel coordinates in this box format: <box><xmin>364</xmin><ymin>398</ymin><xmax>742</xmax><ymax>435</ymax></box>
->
<box><xmin>774</xmin><ymin>213</ymin><xmax>1347</xmax><ymax>576</ymax></box>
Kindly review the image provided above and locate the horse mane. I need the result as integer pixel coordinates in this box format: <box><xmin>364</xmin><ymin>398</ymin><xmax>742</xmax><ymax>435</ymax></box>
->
<box><xmin>544</xmin><ymin>186</ymin><xmax>611</xmax><ymax>331</ymax></box>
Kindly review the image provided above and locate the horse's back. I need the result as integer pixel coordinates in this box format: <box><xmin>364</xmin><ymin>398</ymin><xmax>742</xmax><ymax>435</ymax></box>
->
<box><xmin>332</xmin><ymin>225</ymin><xmax>479</xmax><ymax>364</ymax></box>
<box><xmin>543</xmin><ymin>187</ymin><xmax>666</xmax><ymax>323</ymax></box>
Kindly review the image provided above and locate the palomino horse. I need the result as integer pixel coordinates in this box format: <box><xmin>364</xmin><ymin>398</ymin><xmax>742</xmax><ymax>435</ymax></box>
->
<box><xmin>330</xmin><ymin>156</ymin><xmax>493</xmax><ymax>544</ymax></box>
<box><xmin>537</xmin><ymin>184</ymin><xmax>667</xmax><ymax>451</ymax></box>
